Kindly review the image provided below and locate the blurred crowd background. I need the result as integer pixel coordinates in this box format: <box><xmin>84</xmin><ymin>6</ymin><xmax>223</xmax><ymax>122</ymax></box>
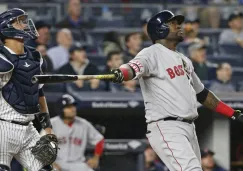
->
<box><xmin>2</xmin><ymin>0</ymin><xmax>243</xmax><ymax>171</ymax></box>
<box><xmin>4</xmin><ymin>0</ymin><xmax>243</xmax><ymax>93</ymax></box>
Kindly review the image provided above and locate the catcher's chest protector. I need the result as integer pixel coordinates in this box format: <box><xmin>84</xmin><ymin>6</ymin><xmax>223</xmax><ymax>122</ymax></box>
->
<box><xmin>0</xmin><ymin>45</ymin><xmax>41</xmax><ymax>114</ymax></box>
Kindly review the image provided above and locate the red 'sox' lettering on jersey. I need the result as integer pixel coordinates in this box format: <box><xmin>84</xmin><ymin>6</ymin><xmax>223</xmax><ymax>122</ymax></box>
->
<box><xmin>59</xmin><ymin>137</ymin><xmax>82</xmax><ymax>146</ymax></box>
<box><xmin>174</xmin><ymin>66</ymin><xmax>180</xmax><ymax>76</ymax></box>
<box><xmin>166</xmin><ymin>65</ymin><xmax>185</xmax><ymax>79</ymax></box>
<box><xmin>178</xmin><ymin>65</ymin><xmax>184</xmax><ymax>75</ymax></box>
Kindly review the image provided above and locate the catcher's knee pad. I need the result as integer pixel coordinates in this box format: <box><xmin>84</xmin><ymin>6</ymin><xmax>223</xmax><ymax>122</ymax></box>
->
<box><xmin>39</xmin><ymin>165</ymin><xmax>53</xmax><ymax>171</ymax></box>
<box><xmin>0</xmin><ymin>165</ymin><xmax>10</xmax><ymax>171</ymax></box>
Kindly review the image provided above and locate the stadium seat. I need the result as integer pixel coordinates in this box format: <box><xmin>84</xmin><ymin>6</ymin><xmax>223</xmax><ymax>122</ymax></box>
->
<box><xmin>44</xmin><ymin>83</ymin><xmax>66</xmax><ymax>92</ymax></box>
<box><xmin>207</xmin><ymin>54</ymin><xmax>243</xmax><ymax>67</ymax></box>
<box><xmin>219</xmin><ymin>44</ymin><xmax>243</xmax><ymax>56</ymax></box>
<box><xmin>95</xmin><ymin>17</ymin><xmax>125</xmax><ymax>28</ymax></box>
<box><xmin>88</xmin><ymin>54</ymin><xmax>106</xmax><ymax>71</ymax></box>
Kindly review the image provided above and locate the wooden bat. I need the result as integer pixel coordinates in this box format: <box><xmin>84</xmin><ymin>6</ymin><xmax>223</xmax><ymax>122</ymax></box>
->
<box><xmin>31</xmin><ymin>74</ymin><xmax>116</xmax><ymax>84</ymax></box>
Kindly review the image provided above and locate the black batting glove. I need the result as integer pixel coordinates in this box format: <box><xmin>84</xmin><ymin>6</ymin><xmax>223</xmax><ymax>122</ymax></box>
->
<box><xmin>231</xmin><ymin>110</ymin><xmax>243</xmax><ymax>123</ymax></box>
<box><xmin>111</xmin><ymin>69</ymin><xmax>124</xmax><ymax>83</ymax></box>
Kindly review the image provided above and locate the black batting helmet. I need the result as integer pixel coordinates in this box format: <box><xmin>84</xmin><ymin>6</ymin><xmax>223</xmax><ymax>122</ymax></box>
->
<box><xmin>59</xmin><ymin>94</ymin><xmax>77</xmax><ymax>118</ymax></box>
<box><xmin>147</xmin><ymin>10</ymin><xmax>184</xmax><ymax>41</ymax></box>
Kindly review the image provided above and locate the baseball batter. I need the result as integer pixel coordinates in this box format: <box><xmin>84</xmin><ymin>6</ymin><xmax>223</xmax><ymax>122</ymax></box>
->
<box><xmin>0</xmin><ymin>8</ymin><xmax>58</xmax><ymax>171</ymax></box>
<box><xmin>49</xmin><ymin>94</ymin><xmax>104</xmax><ymax>171</ymax></box>
<box><xmin>110</xmin><ymin>10</ymin><xmax>243</xmax><ymax>171</ymax></box>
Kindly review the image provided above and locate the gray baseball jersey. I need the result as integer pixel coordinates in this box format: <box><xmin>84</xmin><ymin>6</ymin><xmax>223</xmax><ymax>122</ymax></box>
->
<box><xmin>0</xmin><ymin>46</ymin><xmax>45</xmax><ymax>170</ymax></box>
<box><xmin>128</xmin><ymin>43</ymin><xmax>205</xmax><ymax>171</ymax></box>
<box><xmin>128</xmin><ymin>43</ymin><xmax>204</xmax><ymax>123</ymax></box>
<box><xmin>51</xmin><ymin>116</ymin><xmax>103</xmax><ymax>163</ymax></box>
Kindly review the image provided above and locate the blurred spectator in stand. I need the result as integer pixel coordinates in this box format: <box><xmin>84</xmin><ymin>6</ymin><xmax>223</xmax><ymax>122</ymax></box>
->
<box><xmin>103</xmin><ymin>51</ymin><xmax>123</xmax><ymax>92</ymax></box>
<box><xmin>121</xmin><ymin>80</ymin><xmax>140</xmax><ymax>93</ymax></box>
<box><xmin>36</xmin><ymin>44</ymin><xmax>53</xmax><ymax>73</ymax></box>
<box><xmin>200</xmin><ymin>0</ymin><xmax>238</xmax><ymax>28</ymax></box>
<box><xmin>56</xmin><ymin>0</ymin><xmax>94</xmax><ymax>29</ymax></box>
<box><xmin>141</xmin><ymin>18</ymin><xmax>150</xmax><ymax>42</ymax></box>
<box><xmin>102</xmin><ymin>31</ymin><xmax>124</xmax><ymax>56</ymax></box>
<box><xmin>124</xmin><ymin>32</ymin><xmax>142</xmax><ymax>63</ymax></box>
<box><xmin>198</xmin><ymin>0</ymin><xmax>237</xmax><ymax>28</ymax></box>
<box><xmin>27</xmin><ymin>20</ymin><xmax>50</xmax><ymax>48</ymax></box>
<box><xmin>201</xmin><ymin>148</ymin><xmax>226</xmax><ymax>171</ymax></box>
<box><xmin>58</xmin><ymin>46</ymin><xmax>100</xmax><ymax>91</ymax></box>
<box><xmin>144</xmin><ymin>145</ymin><xmax>168</xmax><ymax>171</ymax></box>
<box><xmin>209</xmin><ymin>62</ymin><xmax>236</xmax><ymax>93</ymax></box>
<box><xmin>188</xmin><ymin>43</ymin><xmax>209</xmax><ymax>80</ymax></box>
<box><xmin>219</xmin><ymin>12</ymin><xmax>243</xmax><ymax>46</ymax></box>
<box><xmin>190</xmin><ymin>19</ymin><xmax>200</xmax><ymax>33</ymax></box>
<box><xmin>56</xmin><ymin>0</ymin><xmax>93</xmax><ymax>44</ymax></box>
<box><xmin>47</xmin><ymin>28</ymin><xmax>73</xmax><ymax>70</ymax></box>
<box><xmin>183</xmin><ymin>21</ymin><xmax>205</xmax><ymax>45</ymax></box>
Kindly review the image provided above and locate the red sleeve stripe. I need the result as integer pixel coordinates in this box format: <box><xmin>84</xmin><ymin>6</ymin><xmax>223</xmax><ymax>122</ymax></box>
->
<box><xmin>128</xmin><ymin>62</ymin><xmax>140</xmax><ymax>73</ymax></box>
<box><xmin>95</xmin><ymin>139</ymin><xmax>104</xmax><ymax>156</ymax></box>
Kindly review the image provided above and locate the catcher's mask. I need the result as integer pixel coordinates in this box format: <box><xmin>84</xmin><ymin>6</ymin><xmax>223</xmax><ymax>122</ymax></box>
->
<box><xmin>0</xmin><ymin>8</ymin><xmax>39</xmax><ymax>41</ymax></box>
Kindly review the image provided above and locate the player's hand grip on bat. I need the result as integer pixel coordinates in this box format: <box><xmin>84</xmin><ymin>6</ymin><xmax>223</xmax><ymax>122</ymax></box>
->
<box><xmin>232</xmin><ymin>110</ymin><xmax>243</xmax><ymax>123</ymax></box>
<box><xmin>110</xmin><ymin>69</ymin><xmax>124</xmax><ymax>83</ymax></box>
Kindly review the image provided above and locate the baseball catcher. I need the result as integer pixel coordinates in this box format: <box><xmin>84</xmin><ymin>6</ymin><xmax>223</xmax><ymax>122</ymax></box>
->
<box><xmin>0</xmin><ymin>8</ymin><xmax>58</xmax><ymax>171</ymax></box>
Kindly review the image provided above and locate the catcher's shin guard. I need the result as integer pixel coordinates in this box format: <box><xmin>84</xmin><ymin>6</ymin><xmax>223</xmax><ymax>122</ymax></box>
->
<box><xmin>39</xmin><ymin>165</ymin><xmax>54</xmax><ymax>171</ymax></box>
<box><xmin>0</xmin><ymin>165</ymin><xmax>10</xmax><ymax>171</ymax></box>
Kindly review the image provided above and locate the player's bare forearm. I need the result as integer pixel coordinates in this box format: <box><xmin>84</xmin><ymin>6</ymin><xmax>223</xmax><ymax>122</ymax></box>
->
<box><xmin>39</xmin><ymin>96</ymin><xmax>49</xmax><ymax>113</ymax></box>
<box><xmin>200</xmin><ymin>90</ymin><xmax>237</xmax><ymax>119</ymax></box>
<box><xmin>119</xmin><ymin>64</ymin><xmax>135</xmax><ymax>80</ymax></box>
<box><xmin>201</xmin><ymin>90</ymin><xmax>243</xmax><ymax>123</ymax></box>
<box><xmin>39</xmin><ymin>96</ymin><xmax>52</xmax><ymax>134</ymax></box>
<box><xmin>201</xmin><ymin>91</ymin><xmax>220</xmax><ymax>111</ymax></box>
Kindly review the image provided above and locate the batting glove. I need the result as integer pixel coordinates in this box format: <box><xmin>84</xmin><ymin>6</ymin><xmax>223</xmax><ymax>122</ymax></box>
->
<box><xmin>231</xmin><ymin>110</ymin><xmax>243</xmax><ymax>123</ymax></box>
<box><xmin>110</xmin><ymin>69</ymin><xmax>124</xmax><ymax>83</ymax></box>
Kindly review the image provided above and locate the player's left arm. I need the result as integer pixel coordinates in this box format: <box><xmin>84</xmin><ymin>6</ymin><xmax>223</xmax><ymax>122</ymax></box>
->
<box><xmin>38</xmin><ymin>94</ymin><xmax>53</xmax><ymax>134</ymax></box>
<box><xmin>37</xmin><ymin>56</ymin><xmax>53</xmax><ymax>134</ymax></box>
<box><xmin>192</xmin><ymin>71</ymin><xmax>243</xmax><ymax>122</ymax></box>
<box><xmin>86</xmin><ymin>121</ymin><xmax>105</xmax><ymax>169</ymax></box>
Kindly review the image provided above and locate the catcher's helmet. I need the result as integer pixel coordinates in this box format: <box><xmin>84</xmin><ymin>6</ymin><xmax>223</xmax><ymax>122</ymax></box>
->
<box><xmin>147</xmin><ymin>10</ymin><xmax>184</xmax><ymax>41</ymax></box>
<box><xmin>0</xmin><ymin>8</ymin><xmax>39</xmax><ymax>41</ymax></box>
<box><xmin>59</xmin><ymin>94</ymin><xmax>77</xmax><ymax>118</ymax></box>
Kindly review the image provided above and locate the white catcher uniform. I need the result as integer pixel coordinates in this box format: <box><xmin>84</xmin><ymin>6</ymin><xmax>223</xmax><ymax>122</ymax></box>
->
<box><xmin>0</xmin><ymin>46</ymin><xmax>44</xmax><ymax>171</ymax></box>
<box><xmin>50</xmin><ymin>116</ymin><xmax>104</xmax><ymax>171</ymax></box>
<box><xmin>128</xmin><ymin>43</ymin><xmax>204</xmax><ymax>171</ymax></box>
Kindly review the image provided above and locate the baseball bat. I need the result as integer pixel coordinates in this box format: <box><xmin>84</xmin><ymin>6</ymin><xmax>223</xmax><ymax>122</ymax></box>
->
<box><xmin>31</xmin><ymin>74</ymin><xmax>115</xmax><ymax>84</ymax></box>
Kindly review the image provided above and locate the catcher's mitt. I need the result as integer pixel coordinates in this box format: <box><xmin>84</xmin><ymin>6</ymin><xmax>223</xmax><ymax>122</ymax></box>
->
<box><xmin>31</xmin><ymin>134</ymin><xmax>59</xmax><ymax>166</ymax></box>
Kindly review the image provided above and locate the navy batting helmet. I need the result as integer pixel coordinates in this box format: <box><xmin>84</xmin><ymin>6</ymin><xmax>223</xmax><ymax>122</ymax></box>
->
<box><xmin>147</xmin><ymin>10</ymin><xmax>184</xmax><ymax>41</ymax></box>
<box><xmin>60</xmin><ymin>94</ymin><xmax>77</xmax><ymax>108</ymax></box>
<box><xmin>0</xmin><ymin>8</ymin><xmax>39</xmax><ymax>41</ymax></box>
<box><xmin>59</xmin><ymin>94</ymin><xmax>77</xmax><ymax>118</ymax></box>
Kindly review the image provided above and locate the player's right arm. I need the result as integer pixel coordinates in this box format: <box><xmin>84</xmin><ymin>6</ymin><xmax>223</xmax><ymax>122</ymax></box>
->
<box><xmin>111</xmin><ymin>49</ymin><xmax>154</xmax><ymax>83</ymax></box>
<box><xmin>0</xmin><ymin>53</ymin><xmax>14</xmax><ymax>87</ymax></box>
